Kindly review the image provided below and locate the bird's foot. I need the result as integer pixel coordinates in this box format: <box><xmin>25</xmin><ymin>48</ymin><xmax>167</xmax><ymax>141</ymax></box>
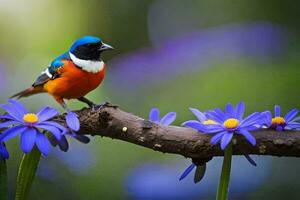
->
<box><xmin>61</xmin><ymin>102</ymin><xmax>71</xmax><ymax>113</ymax></box>
<box><xmin>91</xmin><ymin>104</ymin><xmax>97</xmax><ymax>112</ymax></box>
<box><xmin>94</xmin><ymin>102</ymin><xmax>118</xmax><ymax>112</ymax></box>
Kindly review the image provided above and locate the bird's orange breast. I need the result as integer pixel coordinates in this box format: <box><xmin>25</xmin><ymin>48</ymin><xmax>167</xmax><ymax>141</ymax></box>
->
<box><xmin>44</xmin><ymin>60</ymin><xmax>105</xmax><ymax>99</ymax></box>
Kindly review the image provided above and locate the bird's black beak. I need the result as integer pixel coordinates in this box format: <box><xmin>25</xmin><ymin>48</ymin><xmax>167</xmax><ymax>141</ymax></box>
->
<box><xmin>99</xmin><ymin>43</ymin><xmax>114</xmax><ymax>51</ymax></box>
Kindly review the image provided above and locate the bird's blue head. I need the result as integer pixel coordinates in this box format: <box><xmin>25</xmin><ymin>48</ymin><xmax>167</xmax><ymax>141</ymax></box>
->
<box><xmin>69</xmin><ymin>36</ymin><xmax>113</xmax><ymax>61</ymax></box>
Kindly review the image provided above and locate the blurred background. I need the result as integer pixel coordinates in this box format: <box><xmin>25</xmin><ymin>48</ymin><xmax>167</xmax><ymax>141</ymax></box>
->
<box><xmin>0</xmin><ymin>0</ymin><xmax>300</xmax><ymax>199</ymax></box>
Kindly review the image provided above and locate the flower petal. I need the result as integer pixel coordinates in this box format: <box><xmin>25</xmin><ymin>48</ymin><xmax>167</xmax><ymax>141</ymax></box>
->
<box><xmin>0</xmin><ymin>144</ymin><xmax>9</xmax><ymax>160</ymax></box>
<box><xmin>246</xmin><ymin>125</ymin><xmax>261</xmax><ymax>131</ymax></box>
<box><xmin>202</xmin><ymin>124</ymin><xmax>224</xmax><ymax>133</ymax></box>
<box><xmin>37</xmin><ymin>107</ymin><xmax>59</xmax><ymax>122</ymax></box>
<box><xmin>292</xmin><ymin>116</ymin><xmax>300</xmax><ymax>122</ymax></box>
<box><xmin>240</xmin><ymin>112</ymin><xmax>261</xmax><ymax>127</ymax></box>
<box><xmin>225</xmin><ymin>103</ymin><xmax>235</xmax><ymax>118</ymax></box>
<box><xmin>206</xmin><ymin>110</ymin><xmax>224</xmax><ymax>124</ymax></box>
<box><xmin>261</xmin><ymin>111</ymin><xmax>272</xmax><ymax>127</ymax></box>
<box><xmin>160</xmin><ymin>112</ymin><xmax>176</xmax><ymax>126</ymax></box>
<box><xmin>0</xmin><ymin>126</ymin><xmax>27</xmax><ymax>142</ymax></box>
<box><xmin>71</xmin><ymin>133</ymin><xmax>90</xmax><ymax>144</ymax></box>
<box><xmin>66</xmin><ymin>111</ymin><xmax>80</xmax><ymax>131</ymax></box>
<box><xmin>211</xmin><ymin>131</ymin><xmax>227</xmax><ymax>145</ymax></box>
<box><xmin>240</xmin><ymin>121</ymin><xmax>262</xmax><ymax>129</ymax></box>
<box><xmin>39</xmin><ymin>121</ymin><xmax>67</xmax><ymax>131</ymax></box>
<box><xmin>220</xmin><ymin>132</ymin><xmax>233</xmax><ymax>150</ymax></box>
<box><xmin>239</xmin><ymin>129</ymin><xmax>256</xmax><ymax>146</ymax></box>
<box><xmin>182</xmin><ymin>120</ymin><xmax>200</xmax><ymax>126</ymax></box>
<box><xmin>286</xmin><ymin>122</ymin><xmax>300</xmax><ymax>125</ymax></box>
<box><xmin>0</xmin><ymin>104</ymin><xmax>23</xmax><ymax>121</ymax></box>
<box><xmin>35</xmin><ymin>125</ymin><xmax>63</xmax><ymax>141</ymax></box>
<box><xmin>189</xmin><ymin>108</ymin><xmax>206</xmax><ymax>122</ymax></box>
<box><xmin>182</xmin><ymin>121</ymin><xmax>207</xmax><ymax>132</ymax></box>
<box><xmin>179</xmin><ymin>163</ymin><xmax>195</xmax><ymax>181</ymax></box>
<box><xmin>35</xmin><ymin>132</ymin><xmax>51</xmax><ymax>156</ymax></box>
<box><xmin>285</xmin><ymin>123</ymin><xmax>300</xmax><ymax>130</ymax></box>
<box><xmin>0</xmin><ymin>114</ymin><xmax>14</xmax><ymax>120</ymax></box>
<box><xmin>57</xmin><ymin>135</ymin><xmax>69</xmax><ymax>152</ymax></box>
<box><xmin>235</xmin><ymin>102</ymin><xmax>245</xmax><ymax>120</ymax></box>
<box><xmin>214</xmin><ymin>108</ymin><xmax>226</xmax><ymax>121</ymax></box>
<box><xmin>244</xmin><ymin>154</ymin><xmax>257</xmax><ymax>166</ymax></box>
<box><xmin>284</xmin><ymin>109</ymin><xmax>299</xmax><ymax>123</ymax></box>
<box><xmin>20</xmin><ymin>128</ymin><xmax>37</xmax><ymax>154</ymax></box>
<box><xmin>149</xmin><ymin>108</ymin><xmax>160</xmax><ymax>123</ymax></box>
<box><xmin>274</xmin><ymin>105</ymin><xmax>281</xmax><ymax>117</ymax></box>
<box><xmin>8</xmin><ymin>99</ymin><xmax>28</xmax><ymax>115</ymax></box>
<box><xmin>0</xmin><ymin>120</ymin><xmax>20</xmax><ymax>128</ymax></box>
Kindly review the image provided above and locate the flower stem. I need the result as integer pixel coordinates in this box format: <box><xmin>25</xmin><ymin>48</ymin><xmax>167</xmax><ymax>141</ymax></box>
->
<box><xmin>216</xmin><ymin>142</ymin><xmax>233</xmax><ymax>200</ymax></box>
<box><xmin>15</xmin><ymin>147</ymin><xmax>41</xmax><ymax>200</ymax></box>
<box><xmin>0</xmin><ymin>160</ymin><xmax>8</xmax><ymax>200</ymax></box>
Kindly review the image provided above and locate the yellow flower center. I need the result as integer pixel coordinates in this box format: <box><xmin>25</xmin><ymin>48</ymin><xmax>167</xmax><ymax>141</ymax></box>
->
<box><xmin>223</xmin><ymin>118</ymin><xmax>239</xmax><ymax>129</ymax></box>
<box><xmin>23</xmin><ymin>113</ymin><xmax>39</xmax><ymax>123</ymax></box>
<box><xmin>271</xmin><ymin>117</ymin><xmax>285</xmax><ymax>125</ymax></box>
<box><xmin>203</xmin><ymin>119</ymin><xmax>217</xmax><ymax>125</ymax></box>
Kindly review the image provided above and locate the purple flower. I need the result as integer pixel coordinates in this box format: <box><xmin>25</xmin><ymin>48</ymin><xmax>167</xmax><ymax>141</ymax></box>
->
<box><xmin>184</xmin><ymin>102</ymin><xmax>262</xmax><ymax>150</ymax></box>
<box><xmin>149</xmin><ymin>108</ymin><xmax>176</xmax><ymax>125</ymax></box>
<box><xmin>0</xmin><ymin>100</ymin><xmax>65</xmax><ymax>156</ymax></box>
<box><xmin>50</xmin><ymin>111</ymin><xmax>90</xmax><ymax>152</ymax></box>
<box><xmin>262</xmin><ymin>105</ymin><xmax>300</xmax><ymax>131</ymax></box>
<box><xmin>0</xmin><ymin>142</ymin><xmax>9</xmax><ymax>160</ymax></box>
<box><xmin>180</xmin><ymin>105</ymin><xmax>257</xmax><ymax>181</ymax></box>
<box><xmin>179</xmin><ymin>108</ymin><xmax>215</xmax><ymax>182</ymax></box>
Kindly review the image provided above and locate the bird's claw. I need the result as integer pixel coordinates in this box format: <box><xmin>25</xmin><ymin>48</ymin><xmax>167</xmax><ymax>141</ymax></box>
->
<box><xmin>91</xmin><ymin>105</ymin><xmax>97</xmax><ymax>112</ymax></box>
<box><xmin>88</xmin><ymin>102</ymin><xmax>118</xmax><ymax>113</ymax></box>
<box><xmin>93</xmin><ymin>102</ymin><xmax>118</xmax><ymax>112</ymax></box>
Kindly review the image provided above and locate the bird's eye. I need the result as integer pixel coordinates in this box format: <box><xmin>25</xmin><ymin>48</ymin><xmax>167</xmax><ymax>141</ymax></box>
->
<box><xmin>86</xmin><ymin>44</ymin><xmax>92</xmax><ymax>47</ymax></box>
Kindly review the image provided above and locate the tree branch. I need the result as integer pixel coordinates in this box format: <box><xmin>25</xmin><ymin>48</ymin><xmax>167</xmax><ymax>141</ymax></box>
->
<box><xmin>53</xmin><ymin>104</ymin><xmax>300</xmax><ymax>161</ymax></box>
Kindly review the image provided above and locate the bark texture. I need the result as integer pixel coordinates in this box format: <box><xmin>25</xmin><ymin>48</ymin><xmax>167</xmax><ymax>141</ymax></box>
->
<box><xmin>53</xmin><ymin>104</ymin><xmax>300</xmax><ymax>161</ymax></box>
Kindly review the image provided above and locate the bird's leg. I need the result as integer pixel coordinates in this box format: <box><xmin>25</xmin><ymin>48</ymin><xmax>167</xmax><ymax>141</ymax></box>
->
<box><xmin>96</xmin><ymin>101</ymin><xmax>119</xmax><ymax>110</ymax></box>
<box><xmin>77</xmin><ymin>97</ymin><xmax>96</xmax><ymax>108</ymax></box>
<box><xmin>77</xmin><ymin>96</ymin><xmax>99</xmax><ymax>112</ymax></box>
<box><xmin>62</xmin><ymin>102</ymin><xmax>70</xmax><ymax>112</ymax></box>
<box><xmin>78</xmin><ymin>97</ymin><xmax>118</xmax><ymax>111</ymax></box>
<box><xmin>55</xmin><ymin>96</ymin><xmax>70</xmax><ymax>112</ymax></box>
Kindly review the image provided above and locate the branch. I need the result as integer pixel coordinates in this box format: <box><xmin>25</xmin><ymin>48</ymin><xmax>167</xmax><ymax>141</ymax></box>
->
<box><xmin>53</xmin><ymin>104</ymin><xmax>300</xmax><ymax>161</ymax></box>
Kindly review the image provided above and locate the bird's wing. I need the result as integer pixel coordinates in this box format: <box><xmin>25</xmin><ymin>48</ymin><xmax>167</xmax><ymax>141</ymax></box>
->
<box><xmin>32</xmin><ymin>52</ymin><xmax>70</xmax><ymax>87</ymax></box>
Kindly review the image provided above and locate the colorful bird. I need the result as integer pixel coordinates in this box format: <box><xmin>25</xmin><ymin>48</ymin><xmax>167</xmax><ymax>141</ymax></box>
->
<box><xmin>11</xmin><ymin>36</ymin><xmax>114</xmax><ymax>110</ymax></box>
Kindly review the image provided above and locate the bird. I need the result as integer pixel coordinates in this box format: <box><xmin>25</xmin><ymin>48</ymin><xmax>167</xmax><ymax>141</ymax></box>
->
<box><xmin>11</xmin><ymin>36</ymin><xmax>114</xmax><ymax>110</ymax></box>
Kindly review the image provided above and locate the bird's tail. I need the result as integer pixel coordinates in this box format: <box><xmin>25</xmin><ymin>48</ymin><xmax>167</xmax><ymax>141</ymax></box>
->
<box><xmin>10</xmin><ymin>86</ymin><xmax>44</xmax><ymax>99</ymax></box>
